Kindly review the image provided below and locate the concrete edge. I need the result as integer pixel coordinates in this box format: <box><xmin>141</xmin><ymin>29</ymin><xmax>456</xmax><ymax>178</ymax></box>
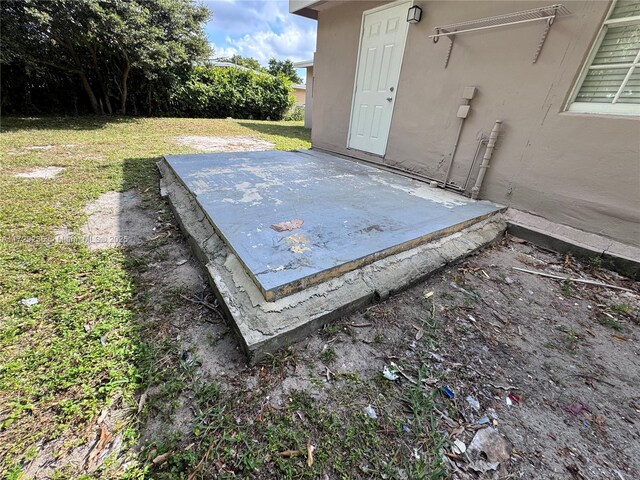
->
<box><xmin>505</xmin><ymin>209</ymin><xmax>640</xmax><ymax>280</ymax></box>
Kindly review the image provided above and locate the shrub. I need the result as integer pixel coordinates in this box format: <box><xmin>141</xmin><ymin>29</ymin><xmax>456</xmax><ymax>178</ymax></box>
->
<box><xmin>284</xmin><ymin>105</ymin><xmax>305</xmax><ymax>121</ymax></box>
<box><xmin>171</xmin><ymin>66</ymin><xmax>294</xmax><ymax>120</ymax></box>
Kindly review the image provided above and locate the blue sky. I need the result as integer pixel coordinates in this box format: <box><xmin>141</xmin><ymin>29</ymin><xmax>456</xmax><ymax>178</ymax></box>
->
<box><xmin>202</xmin><ymin>0</ymin><xmax>317</xmax><ymax>80</ymax></box>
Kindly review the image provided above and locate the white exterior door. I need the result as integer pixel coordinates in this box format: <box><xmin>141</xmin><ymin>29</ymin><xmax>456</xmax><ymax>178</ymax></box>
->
<box><xmin>348</xmin><ymin>1</ymin><xmax>410</xmax><ymax>156</ymax></box>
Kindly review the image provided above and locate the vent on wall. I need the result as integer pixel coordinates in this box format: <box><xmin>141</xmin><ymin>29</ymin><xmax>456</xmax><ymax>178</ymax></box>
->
<box><xmin>429</xmin><ymin>4</ymin><xmax>572</xmax><ymax>68</ymax></box>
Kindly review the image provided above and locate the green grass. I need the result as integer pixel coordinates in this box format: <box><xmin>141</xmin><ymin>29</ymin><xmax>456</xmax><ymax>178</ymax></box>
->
<box><xmin>0</xmin><ymin>116</ymin><xmax>450</xmax><ymax>479</ymax></box>
<box><xmin>0</xmin><ymin>116</ymin><xmax>310</xmax><ymax>478</ymax></box>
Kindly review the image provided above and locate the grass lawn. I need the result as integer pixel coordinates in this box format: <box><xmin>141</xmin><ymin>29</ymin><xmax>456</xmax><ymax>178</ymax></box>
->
<box><xmin>0</xmin><ymin>117</ymin><xmax>310</xmax><ymax>479</ymax></box>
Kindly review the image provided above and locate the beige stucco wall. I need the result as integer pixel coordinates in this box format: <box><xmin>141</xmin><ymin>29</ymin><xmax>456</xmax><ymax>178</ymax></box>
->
<box><xmin>292</xmin><ymin>87</ymin><xmax>306</xmax><ymax>105</ymax></box>
<box><xmin>305</xmin><ymin>65</ymin><xmax>314</xmax><ymax>128</ymax></box>
<box><xmin>312</xmin><ymin>1</ymin><xmax>640</xmax><ymax>247</ymax></box>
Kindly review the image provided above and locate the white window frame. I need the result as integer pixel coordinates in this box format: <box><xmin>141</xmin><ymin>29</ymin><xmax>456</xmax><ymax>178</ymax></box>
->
<box><xmin>567</xmin><ymin>0</ymin><xmax>640</xmax><ymax>116</ymax></box>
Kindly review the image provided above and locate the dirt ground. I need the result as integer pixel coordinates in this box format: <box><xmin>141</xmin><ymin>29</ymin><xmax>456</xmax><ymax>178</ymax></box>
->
<box><xmin>39</xmin><ymin>188</ymin><xmax>639</xmax><ymax>480</ymax></box>
<box><xmin>175</xmin><ymin>135</ymin><xmax>275</xmax><ymax>152</ymax></box>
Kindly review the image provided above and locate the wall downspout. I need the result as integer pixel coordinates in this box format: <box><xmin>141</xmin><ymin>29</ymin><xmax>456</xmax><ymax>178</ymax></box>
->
<box><xmin>471</xmin><ymin>120</ymin><xmax>502</xmax><ymax>199</ymax></box>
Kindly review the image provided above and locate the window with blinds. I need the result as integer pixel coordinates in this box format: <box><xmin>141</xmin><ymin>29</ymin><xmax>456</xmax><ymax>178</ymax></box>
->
<box><xmin>568</xmin><ymin>0</ymin><xmax>640</xmax><ymax>115</ymax></box>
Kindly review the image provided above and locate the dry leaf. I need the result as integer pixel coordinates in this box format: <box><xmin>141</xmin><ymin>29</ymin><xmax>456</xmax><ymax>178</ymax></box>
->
<box><xmin>415</xmin><ymin>328</ymin><xmax>424</xmax><ymax>341</ymax></box>
<box><xmin>279</xmin><ymin>449</ymin><xmax>301</xmax><ymax>457</ymax></box>
<box><xmin>86</xmin><ymin>426</ymin><xmax>113</xmax><ymax>470</ymax></box>
<box><xmin>152</xmin><ymin>451</ymin><xmax>172</xmax><ymax>465</ymax></box>
<box><xmin>137</xmin><ymin>391</ymin><xmax>148</xmax><ymax>413</ymax></box>
<box><xmin>306</xmin><ymin>440</ymin><xmax>314</xmax><ymax>467</ymax></box>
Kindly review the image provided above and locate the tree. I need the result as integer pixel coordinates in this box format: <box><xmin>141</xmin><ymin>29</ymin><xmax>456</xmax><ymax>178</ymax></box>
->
<box><xmin>1</xmin><ymin>0</ymin><xmax>211</xmax><ymax>114</ymax></box>
<box><xmin>267</xmin><ymin>58</ymin><xmax>302</xmax><ymax>84</ymax></box>
<box><xmin>228</xmin><ymin>55</ymin><xmax>265</xmax><ymax>73</ymax></box>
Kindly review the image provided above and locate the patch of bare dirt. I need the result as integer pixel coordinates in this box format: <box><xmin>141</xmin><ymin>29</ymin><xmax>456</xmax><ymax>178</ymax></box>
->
<box><xmin>175</xmin><ymin>135</ymin><xmax>274</xmax><ymax>152</ymax></box>
<box><xmin>79</xmin><ymin>190</ymin><xmax>158</xmax><ymax>249</ymax></box>
<box><xmin>14</xmin><ymin>166</ymin><xmax>65</xmax><ymax>179</ymax></box>
<box><xmin>132</xmin><ymin>235</ymin><xmax>638</xmax><ymax>479</ymax></box>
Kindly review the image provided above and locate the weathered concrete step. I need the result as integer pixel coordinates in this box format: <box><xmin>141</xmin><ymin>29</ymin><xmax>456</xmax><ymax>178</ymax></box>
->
<box><xmin>159</xmin><ymin>158</ymin><xmax>506</xmax><ymax>363</ymax></box>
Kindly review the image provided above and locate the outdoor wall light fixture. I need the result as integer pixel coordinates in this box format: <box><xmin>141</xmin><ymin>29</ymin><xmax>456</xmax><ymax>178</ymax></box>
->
<box><xmin>407</xmin><ymin>5</ymin><xmax>422</xmax><ymax>24</ymax></box>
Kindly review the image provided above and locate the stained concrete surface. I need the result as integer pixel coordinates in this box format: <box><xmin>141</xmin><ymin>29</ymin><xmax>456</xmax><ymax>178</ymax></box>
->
<box><xmin>159</xmin><ymin>152</ymin><xmax>506</xmax><ymax>361</ymax></box>
<box><xmin>164</xmin><ymin>150</ymin><xmax>502</xmax><ymax>301</ymax></box>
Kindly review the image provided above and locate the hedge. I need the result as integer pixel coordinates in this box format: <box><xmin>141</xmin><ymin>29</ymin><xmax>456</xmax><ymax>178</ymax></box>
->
<box><xmin>171</xmin><ymin>66</ymin><xmax>294</xmax><ymax>120</ymax></box>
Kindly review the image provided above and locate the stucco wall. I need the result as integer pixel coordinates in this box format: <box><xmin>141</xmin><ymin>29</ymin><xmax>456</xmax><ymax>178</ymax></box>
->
<box><xmin>305</xmin><ymin>65</ymin><xmax>314</xmax><ymax>128</ymax></box>
<box><xmin>292</xmin><ymin>87</ymin><xmax>306</xmax><ymax>105</ymax></box>
<box><xmin>312</xmin><ymin>1</ymin><xmax>640</xmax><ymax>247</ymax></box>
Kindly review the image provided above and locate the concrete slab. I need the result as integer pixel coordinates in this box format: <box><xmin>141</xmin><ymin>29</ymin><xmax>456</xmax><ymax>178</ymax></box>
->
<box><xmin>506</xmin><ymin>209</ymin><xmax>640</xmax><ymax>280</ymax></box>
<box><xmin>164</xmin><ymin>150</ymin><xmax>502</xmax><ymax>301</ymax></box>
<box><xmin>159</xmin><ymin>152</ymin><xmax>506</xmax><ymax>363</ymax></box>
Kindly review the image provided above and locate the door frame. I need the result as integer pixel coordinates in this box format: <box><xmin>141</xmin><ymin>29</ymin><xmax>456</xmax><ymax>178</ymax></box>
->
<box><xmin>346</xmin><ymin>0</ymin><xmax>413</xmax><ymax>157</ymax></box>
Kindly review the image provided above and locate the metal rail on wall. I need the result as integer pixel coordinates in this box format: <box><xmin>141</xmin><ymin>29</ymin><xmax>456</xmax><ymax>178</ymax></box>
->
<box><xmin>429</xmin><ymin>4</ymin><xmax>572</xmax><ymax>68</ymax></box>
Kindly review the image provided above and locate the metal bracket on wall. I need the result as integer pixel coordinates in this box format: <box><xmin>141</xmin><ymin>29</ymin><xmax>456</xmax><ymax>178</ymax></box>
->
<box><xmin>430</xmin><ymin>4</ymin><xmax>571</xmax><ymax>67</ymax></box>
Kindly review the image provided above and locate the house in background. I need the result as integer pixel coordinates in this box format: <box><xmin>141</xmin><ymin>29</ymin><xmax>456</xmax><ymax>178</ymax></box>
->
<box><xmin>295</xmin><ymin>59</ymin><xmax>314</xmax><ymax>128</ymax></box>
<box><xmin>291</xmin><ymin>83</ymin><xmax>307</xmax><ymax>106</ymax></box>
<box><xmin>290</xmin><ymin>0</ymin><xmax>640</xmax><ymax>248</ymax></box>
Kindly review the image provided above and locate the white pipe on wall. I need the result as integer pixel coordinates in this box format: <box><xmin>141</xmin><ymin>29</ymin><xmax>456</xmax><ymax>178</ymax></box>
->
<box><xmin>471</xmin><ymin>120</ymin><xmax>502</xmax><ymax>200</ymax></box>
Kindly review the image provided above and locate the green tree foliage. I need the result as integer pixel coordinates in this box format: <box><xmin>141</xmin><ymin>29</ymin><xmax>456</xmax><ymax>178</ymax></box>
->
<box><xmin>268</xmin><ymin>58</ymin><xmax>303</xmax><ymax>84</ymax></box>
<box><xmin>1</xmin><ymin>0</ymin><xmax>211</xmax><ymax>115</ymax></box>
<box><xmin>227</xmin><ymin>55</ymin><xmax>266</xmax><ymax>73</ymax></box>
<box><xmin>172</xmin><ymin>66</ymin><xmax>294</xmax><ymax>120</ymax></box>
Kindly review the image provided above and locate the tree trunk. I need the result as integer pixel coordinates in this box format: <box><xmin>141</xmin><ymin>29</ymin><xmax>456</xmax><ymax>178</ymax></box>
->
<box><xmin>63</xmin><ymin>38</ymin><xmax>101</xmax><ymax>114</ymax></box>
<box><xmin>79</xmin><ymin>70</ymin><xmax>101</xmax><ymax>114</ymax></box>
<box><xmin>120</xmin><ymin>61</ymin><xmax>131</xmax><ymax>115</ymax></box>
<box><xmin>88</xmin><ymin>43</ymin><xmax>113</xmax><ymax>114</ymax></box>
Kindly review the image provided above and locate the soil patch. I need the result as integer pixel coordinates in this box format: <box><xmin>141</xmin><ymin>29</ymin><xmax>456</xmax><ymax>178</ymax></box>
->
<box><xmin>14</xmin><ymin>166</ymin><xmax>65</xmax><ymax>179</ymax></box>
<box><xmin>79</xmin><ymin>190</ymin><xmax>158</xmax><ymax>249</ymax></box>
<box><xmin>175</xmin><ymin>135</ymin><xmax>274</xmax><ymax>152</ymax></box>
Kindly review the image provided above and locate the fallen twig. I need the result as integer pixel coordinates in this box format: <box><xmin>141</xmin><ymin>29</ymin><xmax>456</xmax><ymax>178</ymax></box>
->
<box><xmin>571</xmin><ymin>373</ymin><xmax>616</xmax><ymax>388</ymax></box>
<box><xmin>180</xmin><ymin>293</ymin><xmax>223</xmax><ymax>315</ymax></box>
<box><xmin>484</xmin><ymin>383</ymin><xmax>519</xmax><ymax>391</ymax></box>
<box><xmin>512</xmin><ymin>267</ymin><xmax>635</xmax><ymax>293</ymax></box>
<box><xmin>279</xmin><ymin>449</ymin><xmax>302</xmax><ymax>457</ymax></box>
<box><xmin>188</xmin><ymin>430</ymin><xmax>222</xmax><ymax>480</ymax></box>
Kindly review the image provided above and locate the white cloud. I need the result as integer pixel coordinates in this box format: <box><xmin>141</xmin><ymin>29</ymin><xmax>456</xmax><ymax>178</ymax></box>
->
<box><xmin>205</xmin><ymin>0</ymin><xmax>316</xmax><ymax>65</ymax></box>
<box><xmin>225</xmin><ymin>22</ymin><xmax>316</xmax><ymax>64</ymax></box>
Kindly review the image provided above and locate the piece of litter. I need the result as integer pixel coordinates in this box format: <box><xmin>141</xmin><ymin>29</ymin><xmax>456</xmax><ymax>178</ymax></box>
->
<box><xmin>21</xmin><ymin>297</ymin><xmax>39</xmax><ymax>307</ymax></box>
<box><xmin>363</xmin><ymin>405</ymin><xmax>378</xmax><ymax>419</ymax></box>
<box><xmin>508</xmin><ymin>393</ymin><xmax>521</xmax><ymax>405</ymax></box>
<box><xmin>452</xmin><ymin>439</ymin><xmax>467</xmax><ymax>455</ymax></box>
<box><xmin>466</xmin><ymin>427</ymin><xmax>512</xmax><ymax>476</ymax></box>
<box><xmin>382</xmin><ymin>365</ymin><xmax>399</xmax><ymax>381</ymax></box>
<box><xmin>505</xmin><ymin>396</ymin><xmax>513</xmax><ymax>406</ymax></box>
<box><xmin>175</xmin><ymin>259</ymin><xmax>188</xmax><ymax>266</ymax></box>
<box><xmin>441</xmin><ymin>386</ymin><xmax>455</xmax><ymax>399</ymax></box>
<box><xmin>271</xmin><ymin>219</ymin><xmax>304</xmax><ymax>232</ymax></box>
<box><xmin>475</xmin><ymin>416</ymin><xmax>490</xmax><ymax>425</ymax></box>
<box><xmin>430</xmin><ymin>352</ymin><xmax>444</xmax><ymax>362</ymax></box>
<box><xmin>401</xmin><ymin>424</ymin><xmax>410</xmax><ymax>433</ymax></box>
<box><xmin>466</xmin><ymin>396</ymin><xmax>480</xmax><ymax>411</ymax></box>
<box><xmin>423</xmin><ymin>290</ymin><xmax>434</xmax><ymax>299</ymax></box>
<box><xmin>562</xmin><ymin>401</ymin><xmax>591</xmax><ymax>416</ymax></box>
<box><xmin>100</xmin><ymin>335</ymin><xmax>107</xmax><ymax>346</ymax></box>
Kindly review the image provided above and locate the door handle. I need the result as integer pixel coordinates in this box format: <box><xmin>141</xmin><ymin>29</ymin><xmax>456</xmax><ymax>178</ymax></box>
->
<box><xmin>386</xmin><ymin>97</ymin><xmax>393</xmax><ymax>102</ymax></box>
